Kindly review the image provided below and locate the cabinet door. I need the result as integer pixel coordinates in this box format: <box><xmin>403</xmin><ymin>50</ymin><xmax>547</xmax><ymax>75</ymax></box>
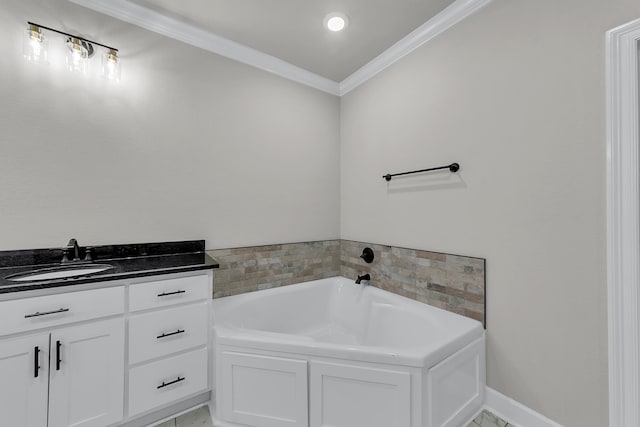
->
<box><xmin>0</xmin><ymin>333</ymin><xmax>49</xmax><ymax>427</ymax></box>
<box><xmin>220</xmin><ymin>351</ymin><xmax>308</xmax><ymax>427</ymax></box>
<box><xmin>48</xmin><ymin>318</ymin><xmax>125</xmax><ymax>427</ymax></box>
<box><xmin>309</xmin><ymin>361</ymin><xmax>411</xmax><ymax>427</ymax></box>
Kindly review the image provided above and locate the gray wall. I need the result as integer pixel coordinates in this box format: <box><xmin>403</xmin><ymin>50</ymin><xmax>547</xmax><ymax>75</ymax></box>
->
<box><xmin>0</xmin><ymin>0</ymin><xmax>340</xmax><ymax>251</ymax></box>
<box><xmin>340</xmin><ymin>1</ymin><xmax>640</xmax><ymax>425</ymax></box>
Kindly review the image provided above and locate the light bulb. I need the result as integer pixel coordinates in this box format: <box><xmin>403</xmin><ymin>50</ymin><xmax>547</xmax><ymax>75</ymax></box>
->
<box><xmin>324</xmin><ymin>13</ymin><xmax>348</xmax><ymax>32</ymax></box>
<box><xmin>102</xmin><ymin>49</ymin><xmax>121</xmax><ymax>81</ymax></box>
<box><xmin>23</xmin><ymin>25</ymin><xmax>48</xmax><ymax>64</ymax></box>
<box><xmin>66</xmin><ymin>38</ymin><xmax>89</xmax><ymax>74</ymax></box>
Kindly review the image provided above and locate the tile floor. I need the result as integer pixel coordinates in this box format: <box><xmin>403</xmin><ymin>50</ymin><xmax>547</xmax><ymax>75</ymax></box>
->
<box><xmin>157</xmin><ymin>405</ymin><xmax>213</xmax><ymax>427</ymax></box>
<box><xmin>159</xmin><ymin>405</ymin><xmax>509</xmax><ymax>427</ymax></box>
<box><xmin>468</xmin><ymin>409</ymin><xmax>513</xmax><ymax>427</ymax></box>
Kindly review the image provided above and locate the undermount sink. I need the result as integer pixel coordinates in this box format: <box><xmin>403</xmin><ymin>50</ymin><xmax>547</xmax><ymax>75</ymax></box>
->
<box><xmin>6</xmin><ymin>264</ymin><xmax>114</xmax><ymax>282</ymax></box>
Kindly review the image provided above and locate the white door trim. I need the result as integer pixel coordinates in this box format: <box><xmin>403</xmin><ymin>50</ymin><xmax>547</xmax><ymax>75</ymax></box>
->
<box><xmin>606</xmin><ymin>17</ymin><xmax>640</xmax><ymax>427</ymax></box>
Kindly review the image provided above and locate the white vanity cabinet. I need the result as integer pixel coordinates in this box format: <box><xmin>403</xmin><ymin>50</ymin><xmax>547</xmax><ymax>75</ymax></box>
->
<box><xmin>0</xmin><ymin>333</ymin><xmax>50</xmax><ymax>427</ymax></box>
<box><xmin>127</xmin><ymin>274</ymin><xmax>211</xmax><ymax>418</ymax></box>
<box><xmin>0</xmin><ymin>286</ymin><xmax>125</xmax><ymax>427</ymax></box>
<box><xmin>48</xmin><ymin>318</ymin><xmax>125</xmax><ymax>427</ymax></box>
<box><xmin>0</xmin><ymin>269</ymin><xmax>214</xmax><ymax>427</ymax></box>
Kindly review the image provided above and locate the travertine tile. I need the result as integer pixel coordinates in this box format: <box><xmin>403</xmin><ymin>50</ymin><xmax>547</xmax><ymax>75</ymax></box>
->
<box><xmin>175</xmin><ymin>405</ymin><xmax>213</xmax><ymax>427</ymax></box>
<box><xmin>416</xmin><ymin>250</ymin><xmax>447</xmax><ymax>262</ymax></box>
<box><xmin>340</xmin><ymin>239</ymin><xmax>485</xmax><ymax>325</ymax></box>
<box><xmin>209</xmin><ymin>240</ymin><xmax>340</xmax><ymax>299</ymax></box>
<box><xmin>469</xmin><ymin>410</ymin><xmax>510</xmax><ymax>427</ymax></box>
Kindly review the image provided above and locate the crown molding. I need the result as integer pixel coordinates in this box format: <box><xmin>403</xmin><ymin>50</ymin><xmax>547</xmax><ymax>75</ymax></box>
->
<box><xmin>606</xmin><ymin>17</ymin><xmax>640</xmax><ymax>427</ymax></box>
<box><xmin>69</xmin><ymin>0</ymin><xmax>491</xmax><ymax>97</ymax></box>
<box><xmin>338</xmin><ymin>0</ymin><xmax>492</xmax><ymax>95</ymax></box>
<box><xmin>69</xmin><ymin>0</ymin><xmax>341</xmax><ymax>95</ymax></box>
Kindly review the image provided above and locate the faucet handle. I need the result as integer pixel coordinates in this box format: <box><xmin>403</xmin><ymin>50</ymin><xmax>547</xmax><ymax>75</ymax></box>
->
<box><xmin>84</xmin><ymin>247</ymin><xmax>93</xmax><ymax>262</ymax></box>
<box><xmin>61</xmin><ymin>248</ymin><xmax>70</xmax><ymax>263</ymax></box>
<box><xmin>360</xmin><ymin>247</ymin><xmax>374</xmax><ymax>263</ymax></box>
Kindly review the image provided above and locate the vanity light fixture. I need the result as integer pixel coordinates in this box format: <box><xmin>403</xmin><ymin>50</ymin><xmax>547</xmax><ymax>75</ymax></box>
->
<box><xmin>324</xmin><ymin>13</ymin><xmax>349</xmax><ymax>32</ymax></box>
<box><xmin>23</xmin><ymin>22</ymin><xmax>121</xmax><ymax>81</ymax></box>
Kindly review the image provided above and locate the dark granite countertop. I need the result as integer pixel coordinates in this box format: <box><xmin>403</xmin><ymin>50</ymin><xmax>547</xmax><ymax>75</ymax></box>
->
<box><xmin>0</xmin><ymin>240</ymin><xmax>219</xmax><ymax>294</ymax></box>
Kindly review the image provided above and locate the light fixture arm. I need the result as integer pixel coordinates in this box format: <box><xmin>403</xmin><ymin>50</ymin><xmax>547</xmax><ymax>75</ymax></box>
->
<box><xmin>27</xmin><ymin>21</ymin><xmax>118</xmax><ymax>52</ymax></box>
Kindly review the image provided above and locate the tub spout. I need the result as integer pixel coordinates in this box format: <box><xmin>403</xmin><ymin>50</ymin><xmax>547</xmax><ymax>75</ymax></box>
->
<box><xmin>355</xmin><ymin>274</ymin><xmax>370</xmax><ymax>284</ymax></box>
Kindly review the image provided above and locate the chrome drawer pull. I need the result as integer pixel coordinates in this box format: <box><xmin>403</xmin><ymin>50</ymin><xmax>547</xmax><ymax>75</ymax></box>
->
<box><xmin>157</xmin><ymin>290</ymin><xmax>186</xmax><ymax>297</ymax></box>
<box><xmin>157</xmin><ymin>376</ymin><xmax>185</xmax><ymax>389</ymax></box>
<box><xmin>157</xmin><ymin>329</ymin><xmax>185</xmax><ymax>339</ymax></box>
<box><xmin>25</xmin><ymin>308</ymin><xmax>70</xmax><ymax>318</ymax></box>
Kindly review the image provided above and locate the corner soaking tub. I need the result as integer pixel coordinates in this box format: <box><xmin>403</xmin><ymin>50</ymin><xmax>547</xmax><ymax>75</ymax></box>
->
<box><xmin>211</xmin><ymin>276</ymin><xmax>485</xmax><ymax>427</ymax></box>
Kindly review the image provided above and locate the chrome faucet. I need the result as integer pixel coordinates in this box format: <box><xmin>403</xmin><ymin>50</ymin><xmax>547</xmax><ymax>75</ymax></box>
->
<box><xmin>62</xmin><ymin>238</ymin><xmax>81</xmax><ymax>263</ymax></box>
<box><xmin>62</xmin><ymin>238</ymin><xmax>93</xmax><ymax>263</ymax></box>
<box><xmin>355</xmin><ymin>273</ymin><xmax>370</xmax><ymax>284</ymax></box>
<box><xmin>61</xmin><ymin>237</ymin><xmax>94</xmax><ymax>263</ymax></box>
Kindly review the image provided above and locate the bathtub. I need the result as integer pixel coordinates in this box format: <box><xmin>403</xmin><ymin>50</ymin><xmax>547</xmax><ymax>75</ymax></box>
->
<box><xmin>211</xmin><ymin>276</ymin><xmax>485</xmax><ymax>427</ymax></box>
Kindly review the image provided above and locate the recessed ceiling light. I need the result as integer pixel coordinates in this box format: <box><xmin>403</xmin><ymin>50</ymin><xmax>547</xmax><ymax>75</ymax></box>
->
<box><xmin>324</xmin><ymin>13</ymin><xmax>348</xmax><ymax>32</ymax></box>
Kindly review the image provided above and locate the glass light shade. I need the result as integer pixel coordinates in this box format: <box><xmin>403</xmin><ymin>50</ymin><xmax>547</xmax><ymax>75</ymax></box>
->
<box><xmin>66</xmin><ymin>38</ymin><xmax>89</xmax><ymax>74</ymax></box>
<box><xmin>102</xmin><ymin>49</ymin><xmax>121</xmax><ymax>81</ymax></box>
<box><xmin>23</xmin><ymin>26</ymin><xmax>48</xmax><ymax>64</ymax></box>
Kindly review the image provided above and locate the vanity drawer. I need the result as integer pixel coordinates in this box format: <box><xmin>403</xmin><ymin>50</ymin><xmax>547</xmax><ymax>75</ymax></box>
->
<box><xmin>129</xmin><ymin>275</ymin><xmax>209</xmax><ymax>312</ymax></box>
<box><xmin>128</xmin><ymin>347</ymin><xmax>208</xmax><ymax>416</ymax></box>
<box><xmin>129</xmin><ymin>302</ymin><xmax>208</xmax><ymax>364</ymax></box>
<box><xmin>0</xmin><ymin>286</ymin><xmax>124</xmax><ymax>336</ymax></box>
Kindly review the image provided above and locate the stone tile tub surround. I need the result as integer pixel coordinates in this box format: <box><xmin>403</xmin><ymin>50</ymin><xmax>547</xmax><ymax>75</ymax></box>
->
<box><xmin>341</xmin><ymin>239</ymin><xmax>486</xmax><ymax>326</ymax></box>
<box><xmin>207</xmin><ymin>241</ymin><xmax>340</xmax><ymax>298</ymax></box>
<box><xmin>207</xmin><ymin>239</ymin><xmax>485</xmax><ymax>325</ymax></box>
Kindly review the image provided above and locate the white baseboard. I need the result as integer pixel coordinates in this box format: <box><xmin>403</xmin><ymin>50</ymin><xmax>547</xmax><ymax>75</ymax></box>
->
<box><xmin>483</xmin><ymin>387</ymin><xmax>563</xmax><ymax>427</ymax></box>
<box><xmin>209</xmin><ymin>385</ymin><xmax>562</xmax><ymax>427</ymax></box>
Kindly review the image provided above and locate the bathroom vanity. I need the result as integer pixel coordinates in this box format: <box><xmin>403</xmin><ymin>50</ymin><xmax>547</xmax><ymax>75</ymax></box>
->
<box><xmin>0</xmin><ymin>240</ymin><xmax>218</xmax><ymax>427</ymax></box>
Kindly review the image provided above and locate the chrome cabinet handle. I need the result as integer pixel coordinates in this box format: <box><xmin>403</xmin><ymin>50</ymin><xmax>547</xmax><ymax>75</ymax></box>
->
<box><xmin>25</xmin><ymin>308</ymin><xmax>70</xmax><ymax>318</ymax></box>
<box><xmin>157</xmin><ymin>329</ymin><xmax>185</xmax><ymax>339</ymax></box>
<box><xmin>157</xmin><ymin>376</ymin><xmax>185</xmax><ymax>389</ymax></box>
<box><xmin>157</xmin><ymin>290</ymin><xmax>186</xmax><ymax>297</ymax></box>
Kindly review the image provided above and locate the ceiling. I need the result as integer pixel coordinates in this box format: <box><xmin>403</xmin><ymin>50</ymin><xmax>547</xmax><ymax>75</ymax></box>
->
<box><xmin>128</xmin><ymin>0</ymin><xmax>457</xmax><ymax>82</ymax></box>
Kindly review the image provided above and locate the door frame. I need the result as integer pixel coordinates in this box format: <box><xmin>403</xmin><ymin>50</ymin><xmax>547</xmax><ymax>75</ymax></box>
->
<box><xmin>606</xmin><ymin>17</ymin><xmax>640</xmax><ymax>427</ymax></box>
